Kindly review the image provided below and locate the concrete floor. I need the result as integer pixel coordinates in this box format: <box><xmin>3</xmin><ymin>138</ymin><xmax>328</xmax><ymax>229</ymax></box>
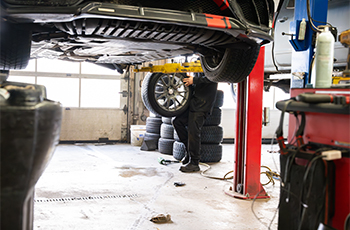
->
<box><xmin>34</xmin><ymin>143</ymin><xmax>281</xmax><ymax>230</ymax></box>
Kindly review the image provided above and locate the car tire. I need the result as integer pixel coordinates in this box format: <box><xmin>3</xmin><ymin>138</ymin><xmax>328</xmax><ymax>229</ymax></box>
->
<box><xmin>204</xmin><ymin>108</ymin><xmax>222</xmax><ymax>126</ymax></box>
<box><xmin>141</xmin><ymin>72</ymin><xmax>192</xmax><ymax>117</ymax></box>
<box><xmin>213</xmin><ymin>90</ymin><xmax>224</xmax><ymax>108</ymax></box>
<box><xmin>201</xmin><ymin>126</ymin><xmax>223</xmax><ymax>144</ymax></box>
<box><xmin>200</xmin><ymin>45</ymin><xmax>260</xmax><ymax>83</ymax></box>
<box><xmin>0</xmin><ymin>22</ymin><xmax>31</xmax><ymax>70</ymax></box>
<box><xmin>144</xmin><ymin>132</ymin><xmax>160</xmax><ymax>141</ymax></box>
<box><xmin>0</xmin><ymin>70</ymin><xmax>9</xmax><ymax>83</ymax></box>
<box><xmin>200</xmin><ymin>144</ymin><xmax>222</xmax><ymax>163</ymax></box>
<box><xmin>158</xmin><ymin>138</ymin><xmax>175</xmax><ymax>155</ymax></box>
<box><xmin>173</xmin><ymin>141</ymin><xmax>186</xmax><ymax>161</ymax></box>
<box><xmin>161</xmin><ymin>117</ymin><xmax>173</xmax><ymax>125</ymax></box>
<box><xmin>172</xmin><ymin>141</ymin><xmax>222</xmax><ymax>163</ymax></box>
<box><xmin>160</xmin><ymin>123</ymin><xmax>174</xmax><ymax>139</ymax></box>
<box><xmin>174</xmin><ymin>126</ymin><xmax>223</xmax><ymax>144</ymax></box>
<box><xmin>145</xmin><ymin>117</ymin><xmax>162</xmax><ymax>134</ymax></box>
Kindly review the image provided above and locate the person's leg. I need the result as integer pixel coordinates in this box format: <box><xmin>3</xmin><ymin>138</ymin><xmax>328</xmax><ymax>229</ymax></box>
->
<box><xmin>180</xmin><ymin>111</ymin><xmax>206</xmax><ymax>172</ymax></box>
<box><xmin>172</xmin><ymin>109</ymin><xmax>189</xmax><ymax>164</ymax></box>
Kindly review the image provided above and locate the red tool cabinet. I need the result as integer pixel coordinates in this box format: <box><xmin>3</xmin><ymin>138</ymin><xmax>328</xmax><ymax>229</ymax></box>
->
<box><xmin>286</xmin><ymin>88</ymin><xmax>350</xmax><ymax>230</ymax></box>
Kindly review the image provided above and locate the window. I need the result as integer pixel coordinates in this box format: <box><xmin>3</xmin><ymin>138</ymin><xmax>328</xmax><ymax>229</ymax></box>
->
<box><xmin>7</xmin><ymin>59</ymin><xmax>123</xmax><ymax>108</ymax></box>
<box><xmin>37</xmin><ymin>77</ymin><xmax>79</xmax><ymax>107</ymax></box>
<box><xmin>17</xmin><ymin>59</ymin><xmax>36</xmax><ymax>72</ymax></box>
<box><xmin>7</xmin><ymin>75</ymin><xmax>36</xmax><ymax>84</ymax></box>
<box><xmin>37</xmin><ymin>59</ymin><xmax>80</xmax><ymax>74</ymax></box>
<box><xmin>81</xmin><ymin>62</ymin><xmax>121</xmax><ymax>76</ymax></box>
<box><xmin>81</xmin><ymin>78</ymin><xmax>120</xmax><ymax>108</ymax></box>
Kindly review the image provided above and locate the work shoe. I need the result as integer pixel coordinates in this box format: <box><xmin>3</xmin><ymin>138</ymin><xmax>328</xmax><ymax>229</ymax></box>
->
<box><xmin>181</xmin><ymin>154</ymin><xmax>190</xmax><ymax>165</ymax></box>
<box><xmin>179</xmin><ymin>163</ymin><xmax>200</xmax><ymax>173</ymax></box>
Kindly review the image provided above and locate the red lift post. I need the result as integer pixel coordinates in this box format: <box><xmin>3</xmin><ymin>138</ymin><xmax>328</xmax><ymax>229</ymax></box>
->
<box><xmin>226</xmin><ymin>46</ymin><xmax>270</xmax><ymax>199</ymax></box>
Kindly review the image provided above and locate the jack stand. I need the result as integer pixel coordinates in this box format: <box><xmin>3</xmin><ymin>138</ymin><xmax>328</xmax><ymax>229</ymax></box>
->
<box><xmin>225</xmin><ymin>46</ymin><xmax>270</xmax><ymax>200</ymax></box>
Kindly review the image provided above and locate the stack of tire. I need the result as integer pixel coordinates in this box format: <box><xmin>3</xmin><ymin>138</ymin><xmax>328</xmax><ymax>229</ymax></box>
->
<box><xmin>173</xmin><ymin>90</ymin><xmax>224</xmax><ymax>163</ymax></box>
<box><xmin>140</xmin><ymin>116</ymin><xmax>162</xmax><ymax>151</ymax></box>
<box><xmin>158</xmin><ymin>117</ymin><xmax>176</xmax><ymax>155</ymax></box>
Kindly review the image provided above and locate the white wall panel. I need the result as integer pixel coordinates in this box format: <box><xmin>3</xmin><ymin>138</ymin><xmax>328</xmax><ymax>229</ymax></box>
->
<box><xmin>221</xmin><ymin>109</ymin><xmax>289</xmax><ymax>139</ymax></box>
<box><xmin>60</xmin><ymin>109</ymin><xmax>125</xmax><ymax>141</ymax></box>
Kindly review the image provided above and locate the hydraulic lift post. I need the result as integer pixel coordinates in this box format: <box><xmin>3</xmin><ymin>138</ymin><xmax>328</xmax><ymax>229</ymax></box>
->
<box><xmin>290</xmin><ymin>0</ymin><xmax>328</xmax><ymax>88</ymax></box>
<box><xmin>134</xmin><ymin>46</ymin><xmax>269</xmax><ymax>199</ymax></box>
<box><xmin>226</xmin><ymin>46</ymin><xmax>269</xmax><ymax>199</ymax></box>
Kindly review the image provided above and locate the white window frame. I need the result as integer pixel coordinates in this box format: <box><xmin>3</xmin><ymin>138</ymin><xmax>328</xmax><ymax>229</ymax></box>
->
<box><xmin>8</xmin><ymin>59</ymin><xmax>123</xmax><ymax>109</ymax></box>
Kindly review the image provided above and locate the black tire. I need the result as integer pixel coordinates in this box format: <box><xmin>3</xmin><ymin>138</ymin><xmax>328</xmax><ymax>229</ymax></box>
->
<box><xmin>146</xmin><ymin>117</ymin><xmax>162</xmax><ymax>134</ymax></box>
<box><xmin>173</xmin><ymin>141</ymin><xmax>186</xmax><ymax>161</ymax></box>
<box><xmin>200</xmin><ymin>144</ymin><xmax>222</xmax><ymax>163</ymax></box>
<box><xmin>141</xmin><ymin>72</ymin><xmax>192</xmax><ymax>117</ymax></box>
<box><xmin>172</xmin><ymin>141</ymin><xmax>222</xmax><ymax>163</ymax></box>
<box><xmin>173</xmin><ymin>125</ymin><xmax>223</xmax><ymax>144</ymax></box>
<box><xmin>144</xmin><ymin>132</ymin><xmax>160</xmax><ymax>141</ymax></box>
<box><xmin>200</xmin><ymin>45</ymin><xmax>260</xmax><ymax>83</ymax></box>
<box><xmin>0</xmin><ymin>70</ymin><xmax>9</xmax><ymax>83</ymax></box>
<box><xmin>213</xmin><ymin>90</ymin><xmax>224</xmax><ymax>108</ymax></box>
<box><xmin>201</xmin><ymin>126</ymin><xmax>223</xmax><ymax>144</ymax></box>
<box><xmin>158</xmin><ymin>138</ymin><xmax>175</xmax><ymax>155</ymax></box>
<box><xmin>161</xmin><ymin>117</ymin><xmax>173</xmax><ymax>124</ymax></box>
<box><xmin>0</xmin><ymin>22</ymin><xmax>31</xmax><ymax>70</ymax></box>
<box><xmin>204</xmin><ymin>108</ymin><xmax>222</xmax><ymax>126</ymax></box>
<box><xmin>160</xmin><ymin>123</ymin><xmax>174</xmax><ymax>139</ymax></box>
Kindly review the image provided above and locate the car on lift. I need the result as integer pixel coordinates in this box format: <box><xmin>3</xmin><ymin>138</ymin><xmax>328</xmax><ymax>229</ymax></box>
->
<box><xmin>1</xmin><ymin>0</ymin><xmax>274</xmax><ymax>116</ymax></box>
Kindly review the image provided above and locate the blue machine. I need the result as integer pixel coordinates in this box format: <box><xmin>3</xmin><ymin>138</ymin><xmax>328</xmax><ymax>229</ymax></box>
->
<box><xmin>290</xmin><ymin>0</ymin><xmax>329</xmax><ymax>88</ymax></box>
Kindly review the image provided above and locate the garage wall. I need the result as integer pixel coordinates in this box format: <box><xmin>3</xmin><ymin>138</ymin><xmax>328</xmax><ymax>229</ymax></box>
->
<box><xmin>262</xmin><ymin>110</ymin><xmax>289</xmax><ymax>139</ymax></box>
<box><xmin>219</xmin><ymin>83</ymin><xmax>290</xmax><ymax>140</ymax></box>
<box><xmin>221</xmin><ymin>109</ymin><xmax>236</xmax><ymax>139</ymax></box>
<box><xmin>221</xmin><ymin>109</ymin><xmax>289</xmax><ymax>139</ymax></box>
<box><xmin>59</xmin><ymin>108</ymin><xmax>125</xmax><ymax>141</ymax></box>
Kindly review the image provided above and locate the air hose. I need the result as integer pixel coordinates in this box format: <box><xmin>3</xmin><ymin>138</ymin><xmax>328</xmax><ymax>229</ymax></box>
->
<box><xmin>199</xmin><ymin>162</ymin><xmax>233</xmax><ymax>180</ymax></box>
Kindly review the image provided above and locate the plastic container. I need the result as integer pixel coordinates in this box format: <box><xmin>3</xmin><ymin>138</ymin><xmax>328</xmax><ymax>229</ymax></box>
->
<box><xmin>298</xmin><ymin>18</ymin><xmax>306</xmax><ymax>40</ymax></box>
<box><xmin>130</xmin><ymin>125</ymin><xmax>146</xmax><ymax>146</ymax></box>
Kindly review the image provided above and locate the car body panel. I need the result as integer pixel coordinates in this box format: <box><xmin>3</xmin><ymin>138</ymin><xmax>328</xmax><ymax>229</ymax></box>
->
<box><xmin>4</xmin><ymin>1</ymin><xmax>272</xmax><ymax>40</ymax></box>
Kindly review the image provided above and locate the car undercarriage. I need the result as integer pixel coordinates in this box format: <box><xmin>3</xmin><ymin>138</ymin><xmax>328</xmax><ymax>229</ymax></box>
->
<box><xmin>1</xmin><ymin>0</ymin><xmax>274</xmax><ymax>83</ymax></box>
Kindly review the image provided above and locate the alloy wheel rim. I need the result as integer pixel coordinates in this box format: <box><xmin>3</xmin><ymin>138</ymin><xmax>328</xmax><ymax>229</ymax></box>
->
<box><xmin>154</xmin><ymin>73</ymin><xmax>190</xmax><ymax>112</ymax></box>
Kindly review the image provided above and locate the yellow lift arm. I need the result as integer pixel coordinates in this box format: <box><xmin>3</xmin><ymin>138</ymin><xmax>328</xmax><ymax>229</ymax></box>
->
<box><xmin>134</xmin><ymin>61</ymin><xmax>203</xmax><ymax>73</ymax></box>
